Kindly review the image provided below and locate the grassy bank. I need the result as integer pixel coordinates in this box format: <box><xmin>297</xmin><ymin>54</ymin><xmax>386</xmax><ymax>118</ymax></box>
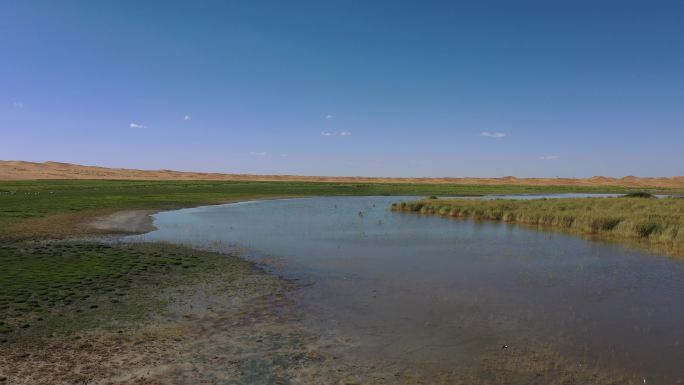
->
<box><xmin>0</xmin><ymin>241</ymin><xmax>268</xmax><ymax>343</ymax></box>
<box><xmin>392</xmin><ymin>196</ymin><xmax>684</xmax><ymax>257</ymax></box>
<box><xmin>0</xmin><ymin>179</ymin><xmax>674</xmax><ymax>240</ymax></box>
<box><xmin>0</xmin><ymin>240</ymin><xmax>303</xmax><ymax>384</ymax></box>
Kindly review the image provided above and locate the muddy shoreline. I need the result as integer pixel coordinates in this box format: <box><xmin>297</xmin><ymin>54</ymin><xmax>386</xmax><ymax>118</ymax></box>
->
<box><xmin>89</xmin><ymin>210</ymin><xmax>158</xmax><ymax>234</ymax></box>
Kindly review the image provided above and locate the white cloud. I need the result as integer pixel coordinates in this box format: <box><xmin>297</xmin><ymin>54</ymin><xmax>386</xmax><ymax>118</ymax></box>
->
<box><xmin>540</xmin><ymin>155</ymin><xmax>560</xmax><ymax>160</ymax></box>
<box><xmin>480</xmin><ymin>131</ymin><xmax>506</xmax><ymax>138</ymax></box>
<box><xmin>250</xmin><ymin>151</ymin><xmax>267</xmax><ymax>157</ymax></box>
<box><xmin>129</xmin><ymin>123</ymin><xmax>147</xmax><ymax>128</ymax></box>
<box><xmin>12</xmin><ymin>102</ymin><xmax>24</xmax><ymax>108</ymax></box>
<box><xmin>321</xmin><ymin>131</ymin><xmax>351</xmax><ymax>137</ymax></box>
<box><xmin>183</xmin><ymin>115</ymin><xmax>192</xmax><ymax>121</ymax></box>
<box><xmin>325</xmin><ymin>114</ymin><xmax>334</xmax><ymax>119</ymax></box>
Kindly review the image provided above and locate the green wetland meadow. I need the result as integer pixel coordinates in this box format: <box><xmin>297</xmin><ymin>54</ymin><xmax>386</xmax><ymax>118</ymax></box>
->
<box><xmin>0</xmin><ymin>242</ymin><xmax>203</xmax><ymax>340</ymax></box>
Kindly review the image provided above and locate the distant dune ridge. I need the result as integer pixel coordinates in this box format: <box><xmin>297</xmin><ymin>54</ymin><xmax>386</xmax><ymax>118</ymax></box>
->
<box><xmin>1</xmin><ymin>160</ymin><xmax>684</xmax><ymax>188</ymax></box>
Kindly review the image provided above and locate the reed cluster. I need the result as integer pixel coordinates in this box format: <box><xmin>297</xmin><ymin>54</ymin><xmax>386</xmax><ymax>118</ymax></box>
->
<box><xmin>391</xmin><ymin>196</ymin><xmax>684</xmax><ymax>257</ymax></box>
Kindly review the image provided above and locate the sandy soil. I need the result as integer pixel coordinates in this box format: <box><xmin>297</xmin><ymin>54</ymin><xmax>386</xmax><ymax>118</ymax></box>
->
<box><xmin>3</xmin><ymin>160</ymin><xmax>684</xmax><ymax>188</ymax></box>
<box><xmin>89</xmin><ymin>211</ymin><xmax>157</xmax><ymax>234</ymax></box>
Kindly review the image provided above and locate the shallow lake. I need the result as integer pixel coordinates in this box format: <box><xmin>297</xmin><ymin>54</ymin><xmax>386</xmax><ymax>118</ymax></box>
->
<box><xmin>134</xmin><ymin>196</ymin><xmax>684</xmax><ymax>383</ymax></box>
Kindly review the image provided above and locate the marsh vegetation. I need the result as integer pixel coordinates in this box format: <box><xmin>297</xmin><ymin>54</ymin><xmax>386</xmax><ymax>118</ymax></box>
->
<box><xmin>392</xmin><ymin>196</ymin><xmax>684</xmax><ymax>256</ymax></box>
<box><xmin>0</xmin><ymin>240</ymin><xmax>313</xmax><ymax>384</ymax></box>
<box><xmin>0</xmin><ymin>241</ymin><xmax>251</xmax><ymax>342</ymax></box>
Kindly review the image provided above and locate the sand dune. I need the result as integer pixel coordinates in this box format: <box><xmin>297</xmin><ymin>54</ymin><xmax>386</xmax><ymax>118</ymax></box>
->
<box><xmin>2</xmin><ymin>160</ymin><xmax>683</xmax><ymax>188</ymax></box>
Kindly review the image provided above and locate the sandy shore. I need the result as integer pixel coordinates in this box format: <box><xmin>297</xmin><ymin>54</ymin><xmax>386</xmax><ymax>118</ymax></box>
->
<box><xmin>89</xmin><ymin>210</ymin><xmax>157</xmax><ymax>234</ymax></box>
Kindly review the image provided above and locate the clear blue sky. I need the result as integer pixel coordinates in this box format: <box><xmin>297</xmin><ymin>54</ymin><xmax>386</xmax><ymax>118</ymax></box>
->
<box><xmin>2</xmin><ymin>0</ymin><xmax>683</xmax><ymax>177</ymax></box>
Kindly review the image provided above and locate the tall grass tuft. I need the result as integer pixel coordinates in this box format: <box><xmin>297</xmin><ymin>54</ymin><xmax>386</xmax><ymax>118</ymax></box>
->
<box><xmin>391</xmin><ymin>197</ymin><xmax>684</xmax><ymax>257</ymax></box>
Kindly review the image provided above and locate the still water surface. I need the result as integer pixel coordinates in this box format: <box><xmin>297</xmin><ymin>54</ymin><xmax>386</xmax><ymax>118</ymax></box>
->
<box><xmin>134</xmin><ymin>196</ymin><xmax>684</xmax><ymax>383</ymax></box>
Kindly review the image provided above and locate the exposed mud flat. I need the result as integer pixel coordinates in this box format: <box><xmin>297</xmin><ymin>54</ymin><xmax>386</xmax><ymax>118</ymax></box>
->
<box><xmin>90</xmin><ymin>211</ymin><xmax>157</xmax><ymax>234</ymax></box>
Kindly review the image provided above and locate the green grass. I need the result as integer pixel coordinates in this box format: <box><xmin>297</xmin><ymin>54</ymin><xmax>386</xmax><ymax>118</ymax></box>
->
<box><xmin>392</xmin><ymin>196</ymin><xmax>684</xmax><ymax>257</ymax></box>
<box><xmin>0</xmin><ymin>242</ymin><xmax>189</xmax><ymax>337</ymax></box>
<box><xmin>0</xmin><ymin>241</ymin><xmax>258</xmax><ymax>342</ymax></box>
<box><xmin>0</xmin><ymin>179</ymin><xmax>674</xmax><ymax>239</ymax></box>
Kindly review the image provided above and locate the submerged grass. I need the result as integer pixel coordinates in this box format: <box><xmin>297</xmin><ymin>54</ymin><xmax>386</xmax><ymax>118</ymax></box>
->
<box><xmin>392</xmin><ymin>197</ymin><xmax>684</xmax><ymax>257</ymax></box>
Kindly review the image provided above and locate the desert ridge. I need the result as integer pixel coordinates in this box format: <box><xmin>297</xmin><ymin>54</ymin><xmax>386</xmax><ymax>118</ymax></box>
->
<box><xmin>2</xmin><ymin>160</ymin><xmax>683</xmax><ymax>188</ymax></box>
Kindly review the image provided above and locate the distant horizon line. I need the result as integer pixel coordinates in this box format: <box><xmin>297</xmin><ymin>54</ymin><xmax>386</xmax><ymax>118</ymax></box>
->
<box><xmin>1</xmin><ymin>160</ymin><xmax>683</xmax><ymax>187</ymax></box>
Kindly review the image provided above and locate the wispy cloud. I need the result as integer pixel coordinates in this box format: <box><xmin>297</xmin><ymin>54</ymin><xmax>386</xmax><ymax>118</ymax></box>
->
<box><xmin>480</xmin><ymin>131</ymin><xmax>506</xmax><ymax>138</ymax></box>
<box><xmin>250</xmin><ymin>151</ymin><xmax>267</xmax><ymax>157</ymax></box>
<box><xmin>12</xmin><ymin>101</ymin><xmax>24</xmax><ymax>108</ymax></box>
<box><xmin>321</xmin><ymin>131</ymin><xmax>351</xmax><ymax>137</ymax></box>
<box><xmin>183</xmin><ymin>115</ymin><xmax>192</xmax><ymax>121</ymax></box>
<box><xmin>129</xmin><ymin>123</ymin><xmax>147</xmax><ymax>128</ymax></box>
<box><xmin>540</xmin><ymin>155</ymin><xmax>560</xmax><ymax>160</ymax></box>
<box><xmin>325</xmin><ymin>114</ymin><xmax>334</xmax><ymax>119</ymax></box>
